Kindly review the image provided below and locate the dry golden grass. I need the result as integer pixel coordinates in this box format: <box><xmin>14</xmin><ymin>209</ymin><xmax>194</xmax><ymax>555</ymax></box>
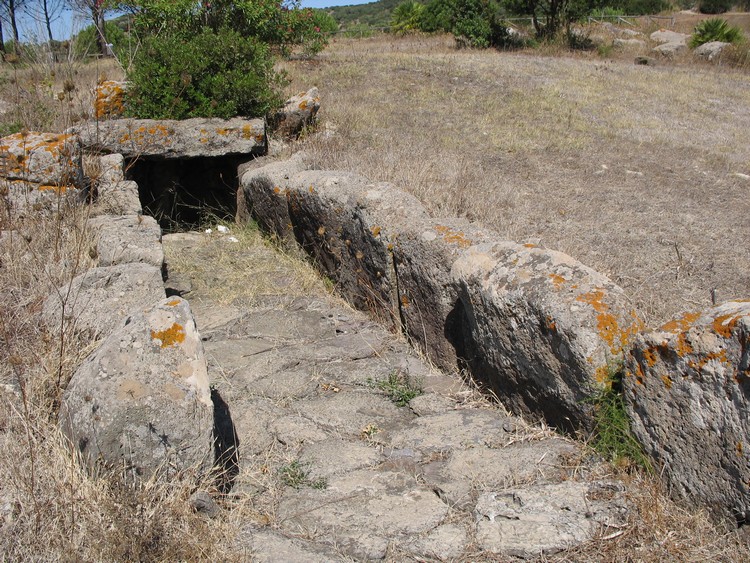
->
<box><xmin>285</xmin><ymin>32</ymin><xmax>750</xmax><ymax>326</ymax></box>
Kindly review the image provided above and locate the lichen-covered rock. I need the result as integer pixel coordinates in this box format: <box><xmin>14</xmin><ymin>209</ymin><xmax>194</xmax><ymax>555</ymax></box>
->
<box><xmin>271</xmin><ymin>88</ymin><xmax>321</xmax><ymax>139</ymax></box>
<box><xmin>0</xmin><ymin>131</ymin><xmax>79</xmax><ymax>186</ymax></box>
<box><xmin>94</xmin><ymin>80</ymin><xmax>127</xmax><ymax>119</ymax></box>
<box><xmin>240</xmin><ymin>156</ymin><xmax>641</xmax><ymax>432</ymax></box>
<box><xmin>653</xmin><ymin>42</ymin><xmax>687</xmax><ymax>57</ymax></box>
<box><xmin>451</xmin><ymin>243</ymin><xmax>642</xmax><ymax>431</ymax></box>
<box><xmin>88</xmin><ymin>214</ymin><xmax>164</xmax><ymax>269</ymax></box>
<box><xmin>72</xmin><ymin>117</ymin><xmax>266</xmax><ymax>159</ymax></box>
<box><xmin>694</xmin><ymin>41</ymin><xmax>730</xmax><ymax>61</ymax></box>
<box><xmin>59</xmin><ymin>297</ymin><xmax>214</xmax><ymax>479</ymax></box>
<box><xmin>624</xmin><ymin>301</ymin><xmax>750</xmax><ymax>523</ymax></box>
<box><xmin>42</xmin><ymin>263</ymin><xmax>165</xmax><ymax>341</ymax></box>
<box><xmin>650</xmin><ymin>30</ymin><xmax>689</xmax><ymax>44</ymax></box>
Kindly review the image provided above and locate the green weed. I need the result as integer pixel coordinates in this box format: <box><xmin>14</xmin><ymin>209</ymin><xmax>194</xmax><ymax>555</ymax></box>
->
<box><xmin>278</xmin><ymin>461</ymin><xmax>327</xmax><ymax>490</ymax></box>
<box><xmin>368</xmin><ymin>370</ymin><xmax>422</xmax><ymax>407</ymax></box>
<box><xmin>587</xmin><ymin>361</ymin><xmax>653</xmax><ymax>473</ymax></box>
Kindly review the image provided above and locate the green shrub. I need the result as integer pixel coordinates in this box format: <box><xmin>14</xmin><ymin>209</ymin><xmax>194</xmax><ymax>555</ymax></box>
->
<box><xmin>689</xmin><ymin>17</ymin><xmax>744</xmax><ymax>48</ymax></box>
<box><xmin>126</xmin><ymin>27</ymin><xmax>281</xmax><ymax>120</ymax></box>
<box><xmin>391</xmin><ymin>1</ymin><xmax>426</xmax><ymax>34</ymax></box>
<box><xmin>698</xmin><ymin>0</ymin><xmax>732</xmax><ymax>13</ymax></box>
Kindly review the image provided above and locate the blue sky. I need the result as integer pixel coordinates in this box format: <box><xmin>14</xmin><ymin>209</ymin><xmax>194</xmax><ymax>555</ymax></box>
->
<box><xmin>19</xmin><ymin>1</ymin><xmax>375</xmax><ymax>42</ymax></box>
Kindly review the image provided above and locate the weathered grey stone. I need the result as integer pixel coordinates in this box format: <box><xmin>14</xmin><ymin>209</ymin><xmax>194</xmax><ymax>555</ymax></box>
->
<box><xmin>277</xmin><ymin>469</ymin><xmax>449</xmax><ymax>560</ymax></box>
<box><xmin>93</xmin><ymin>80</ymin><xmax>126</xmax><ymax>119</ymax></box>
<box><xmin>269</xmin><ymin>414</ymin><xmax>328</xmax><ymax>446</ymax></box>
<box><xmin>650</xmin><ymin>30</ymin><xmax>689</xmax><ymax>44</ymax></box>
<box><xmin>88</xmin><ymin>214</ymin><xmax>164</xmax><ymax>268</ymax></box>
<box><xmin>624</xmin><ymin>301</ymin><xmax>750</xmax><ymax>523</ymax></box>
<box><xmin>239</xmin><ymin>527</ymin><xmax>344</xmax><ymax>562</ymax></box>
<box><xmin>403</xmin><ymin>523</ymin><xmax>469</xmax><ymax>560</ymax></box>
<box><xmin>96</xmin><ymin>180</ymin><xmax>142</xmax><ymax>216</ymax></box>
<box><xmin>189</xmin><ymin>490</ymin><xmax>220</xmax><ymax>518</ymax></box>
<box><xmin>97</xmin><ymin>153</ymin><xmax>125</xmax><ymax>184</ymax></box>
<box><xmin>614</xmin><ymin>38</ymin><xmax>646</xmax><ymax>49</ymax></box>
<box><xmin>59</xmin><ymin>297</ymin><xmax>214</xmax><ymax>480</ymax></box>
<box><xmin>451</xmin><ymin>243</ymin><xmax>642</xmax><ymax>431</ymax></box>
<box><xmin>298</xmin><ymin>437</ymin><xmax>383</xmax><ymax>480</ymax></box>
<box><xmin>474</xmin><ymin>481</ymin><xmax>628</xmax><ymax>558</ymax></box>
<box><xmin>42</xmin><ymin>263</ymin><xmax>165</xmax><ymax>341</ymax></box>
<box><xmin>73</xmin><ymin>117</ymin><xmax>266</xmax><ymax>159</ymax></box>
<box><xmin>408</xmin><ymin>392</ymin><xmax>456</xmax><ymax>416</ymax></box>
<box><xmin>653</xmin><ymin>42</ymin><xmax>687</xmax><ymax>56</ymax></box>
<box><xmin>271</xmin><ymin>88</ymin><xmax>321</xmax><ymax>139</ymax></box>
<box><xmin>241</xmin><ymin>156</ymin><xmax>642</xmax><ymax>432</ymax></box>
<box><xmin>0</xmin><ymin>131</ymin><xmax>79</xmax><ymax>186</ymax></box>
<box><xmin>694</xmin><ymin>41</ymin><xmax>730</xmax><ymax>61</ymax></box>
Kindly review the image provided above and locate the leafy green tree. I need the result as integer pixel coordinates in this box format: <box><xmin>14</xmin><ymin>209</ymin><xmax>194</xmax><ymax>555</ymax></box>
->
<box><xmin>121</xmin><ymin>0</ymin><xmax>333</xmax><ymax>119</ymax></box>
<box><xmin>502</xmin><ymin>0</ymin><xmax>602</xmax><ymax>40</ymax></box>
<box><xmin>698</xmin><ymin>0</ymin><xmax>732</xmax><ymax>14</ymax></box>
<box><xmin>391</xmin><ymin>1</ymin><xmax>426</xmax><ymax>34</ymax></box>
<box><xmin>73</xmin><ymin>20</ymin><xmax>126</xmax><ymax>57</ymax></box>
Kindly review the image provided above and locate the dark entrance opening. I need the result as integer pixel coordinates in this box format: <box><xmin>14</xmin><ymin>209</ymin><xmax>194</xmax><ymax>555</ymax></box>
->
<box><xmin>125</xmin><ymin>155</ymin><xmax>248</xmax><ymax>231</ymax></box>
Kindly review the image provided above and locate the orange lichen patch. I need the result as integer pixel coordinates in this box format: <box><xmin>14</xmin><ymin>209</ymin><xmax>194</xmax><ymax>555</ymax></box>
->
<box><xmin>400</xmin><ymin>294</ymin><xmax>410</xmax><ymax>307</ymax></box>
<box><xmin>712</xmin><ymin>314</ymin><xmax>741</xmax><ymax>339</ymax></box>
<box><xmin>93</xmin><ymin>81</ymin><xmax>125</xmax><ymax>119</ymax></box>
<box><xmin>688</xmin><ymin>349</ymin><xmax>729</xmax><ymax>372</ymax></box>
<box><xmin>216</xmin><ymin>128</ymin><xmax>231</xmax><ymax>136</ymax></box>
<box><xmin>660</xmin><ymin>311</ymin><xmax>700</xmax><ymax>332</ymax></box>
<box><xmin>634</xmin><ymin>362</ymin><xmax>645</xmax><ymax>385</ymax></box>
<box><xmin>299</xmin><ymin>100</ymin><xmax>308</xmax><ymax>110</ymax></box>
<box><xmin>166</xmin><ymin>299</ymin><xmax>181</xmax><ymax>307</ymax></box>
<box><xmin>355</xmin><ymin>250</ymin><xmax>364</xmax><ymax>259</ymax></box>
<box><xmin>548</xmin><ymin>273</ymin><xmax>566</xmax><ymax>289</ymax></box>
<box><xmin>38</xmin><ymin>184</ymin><xmax>73</xmax><ymax>193</ymax></box>
<box><xmin>523</xmin><ymin>243</ymin><xmax>537</xmax><ymax>248</ymax></box>
<box><xmin>241</xmin><ymin>124</ymin><xmax>255</xmax><ymax>139</ymax></box>
<box><xmin>371</xmin><ymin>226</ymin><xmax>381</xmax><ymax>237</ymax></box>
<box><xmin>434</xmin><ymin>225</ymin><xmax>472</xmax><ymax>249</ymax></box>
<box><xmin>151</xmin><ymin>323</ymin><xmax>186</xmax><ymax>348</ymax></box>
<box><xmin>661</xmin><ymin>374</ymin><xmax>672</xmax><ymax>389</ymax></box>
<box><xmin>545</xmin><ymin>316</ymin><xmax>557</xmax><ymax>332</ymax></box>
<box><xmin>317</xmin><ymin>226</ymin><xmax>326</xmax><ymax>236</ymax></box>
<box><xmin>595</xmin><ymin>365</ymin><xmax>611</xmax><ymax>386</ymax></box>
<box><xmin>737</xmin><ymin>442</ymin><xmax>744</xmax><ymax>456</ymax></box>
<box><xmin>674</xmin><ymin>332</ymin><xmax>694</xmax><ymax>357</ymax></box>
<box><xmin>120</xmin><ymin>124</ymin><xmax>172</xmax><ymax>147</ymax></box>
<box><xmin>309</xmin><ymin>185</ymin><xmax>315</xmax><ymax>194</ymax></box>
<box><xmin>576</xmin><ymin>288</ymin><xmax>608</xmax><ymax>313</ymax></box>
<box><xmin>644</xmin><ymin>347</ymin><xmax>658</xmax><ymax>367</ymax></box>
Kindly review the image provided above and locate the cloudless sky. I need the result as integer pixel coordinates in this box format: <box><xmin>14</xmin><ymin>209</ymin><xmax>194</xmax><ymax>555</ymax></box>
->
<box><xmin>18</xmin><ymin>0</ymin><xmax>377</xmax><ymax>42</ymax></box>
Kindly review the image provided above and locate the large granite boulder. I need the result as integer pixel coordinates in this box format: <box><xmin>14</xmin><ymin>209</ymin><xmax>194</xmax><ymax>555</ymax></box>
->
<box><xmin>625</xmin><ymin>301</ymin><xmax>750</xmax><ymax>523</ymax></box>
<box><xmin>72</xmin><ymin>117</ymin><xmax>266</xmax><ymax>159</ymax></box>
<box><xmin>240</xmin><ymin>158</ymin><xmax>642</xmax><ymax>431</ymax></box>
<box><xmin>271</xmin><ymin>88</ymin><xmax>321</xmax><ymax>139</ymax></box>
<box><xmin>59</xmin><ymin>297</ymin><xmax>214</xmax><ymax>479</ymax></box>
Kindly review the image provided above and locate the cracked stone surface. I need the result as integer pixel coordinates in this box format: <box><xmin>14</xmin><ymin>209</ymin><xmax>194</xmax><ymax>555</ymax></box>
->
<box><xmin>163</xmin><ymin>231</ymin><xmax>630</xmax><ymax>561</ymax></box>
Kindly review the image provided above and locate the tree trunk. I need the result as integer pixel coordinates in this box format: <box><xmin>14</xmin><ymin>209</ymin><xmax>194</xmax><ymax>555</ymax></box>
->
<box><xmin>0</xmin><ymin>17</ymin><xmax>5</xmax><ymax>55</ymax></box>
<box><xmin>92</xmin><ymin>4</ymin><xmax>108</xmax><ymax>56</ymax></box>
<box><xmin>43</xmin><ymin>0</ymin><xmax>54</xmax><ymax>43</ymax></box>
<box><xmin>9</xmin><ymin>0</ymin><xmax>20</xmax><ymax>52</ymax></box>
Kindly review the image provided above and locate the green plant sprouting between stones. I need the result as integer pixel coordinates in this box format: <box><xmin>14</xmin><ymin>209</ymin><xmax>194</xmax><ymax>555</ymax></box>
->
<box><xmin>278</xmin><ymin>461</ymin><xmax>327</xmax><ymax>490</ymax></box>
<box><xmin>587</xmin><ymin>360</ymin><xmax>653</xmax><ymax>473</ymax></box>
<box><xmin>368</xmin><ymin>370</ymin><xmax>423</xmax><ymax>407</ymax></box>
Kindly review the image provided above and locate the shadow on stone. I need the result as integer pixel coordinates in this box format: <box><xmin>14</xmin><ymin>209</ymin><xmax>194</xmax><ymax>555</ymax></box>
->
<box><xmin>211</xmin><ymin>388</ymin><xmax>239</xmax><ymax>493</ymax></box>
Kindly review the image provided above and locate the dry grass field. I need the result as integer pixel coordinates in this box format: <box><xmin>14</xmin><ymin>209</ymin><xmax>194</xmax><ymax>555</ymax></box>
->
<box><xmin>285</xmin><ymin>31</ymin><xmax>750</xmax><ymax>327</ymax></box>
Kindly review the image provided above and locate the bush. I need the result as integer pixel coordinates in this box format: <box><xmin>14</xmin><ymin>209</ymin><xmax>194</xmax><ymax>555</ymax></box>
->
<box><xmin>697</xmin><ymin>0</ymin><xmax>732</xmax><ymax>13</ymax></box>
<box><xmin>689</xmin><ymin>17</ymin><xmax>745</xmax><ymax>48</ymax></box>
<box><xmin>391</xmin><ymin>1</ymin><xmax>426</xmax><ymax>34</ymax></box>
<box><xmin>126</xmin><ymin>27</ymin><xmax>281</xmax><ymax>120</ymax></box>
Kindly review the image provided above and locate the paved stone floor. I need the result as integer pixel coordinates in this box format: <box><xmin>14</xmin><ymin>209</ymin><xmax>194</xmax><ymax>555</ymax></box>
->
<box><xmin>164</xmin><ymin>230</ymin><xmax>628</xmax><ymax>561</ymax></box>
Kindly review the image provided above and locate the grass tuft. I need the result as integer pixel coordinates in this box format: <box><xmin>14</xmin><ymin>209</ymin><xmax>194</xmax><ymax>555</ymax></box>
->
<box><xmin>368</xmin><ymin>369</ymin><xmax>422</xmax><ymax>406</ymax></box>
<box><xmin>278</xmin><ymin>461</ymin><xmax>327</xmax><ymax>490</ymax></box>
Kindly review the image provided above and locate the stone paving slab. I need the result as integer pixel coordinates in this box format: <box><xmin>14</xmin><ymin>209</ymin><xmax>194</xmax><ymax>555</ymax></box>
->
<box><xmin>162</xmin><ymin>231</ymin><xmax>629</xmax><ymax>561</ymax></box>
